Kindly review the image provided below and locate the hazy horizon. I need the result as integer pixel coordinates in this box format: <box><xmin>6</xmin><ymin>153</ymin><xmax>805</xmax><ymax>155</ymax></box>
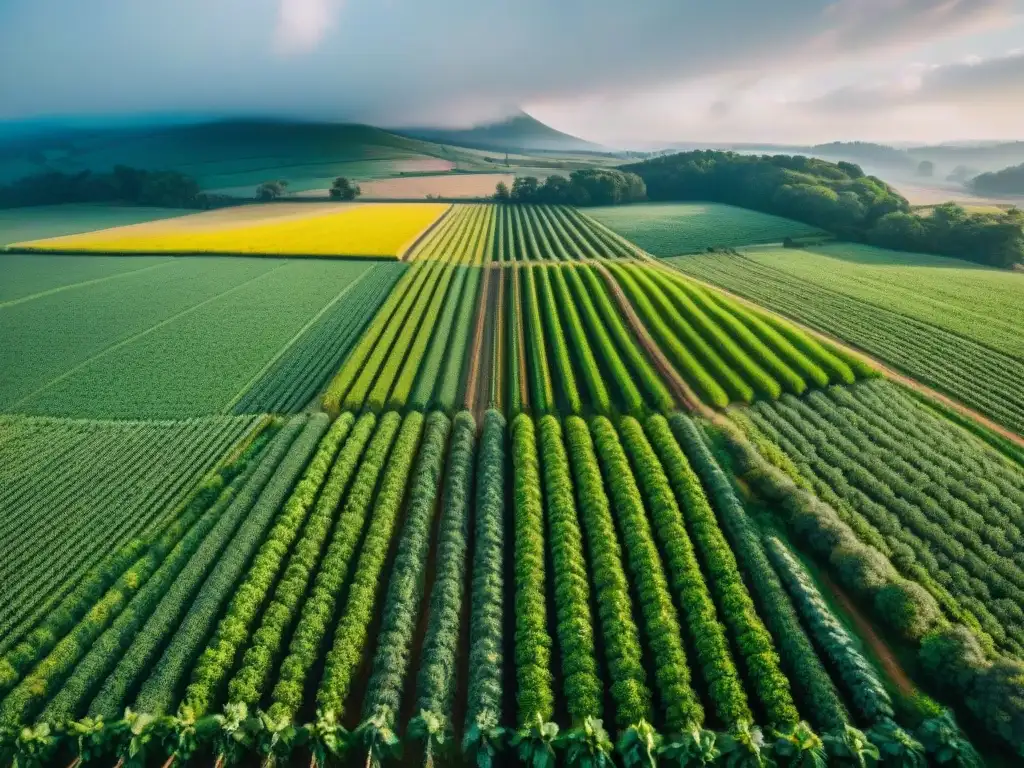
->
<box><xmin>1</xmin><ymin>0</ymin><xmax>1023</xmax><ymax>146</ymax></box>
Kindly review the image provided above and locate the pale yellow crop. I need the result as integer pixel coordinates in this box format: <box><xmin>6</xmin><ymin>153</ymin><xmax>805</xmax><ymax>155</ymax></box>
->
<box><xmin>15</xmin><ymin>203</ymin><xmax>450</xmax><ymax>258</ymax></box>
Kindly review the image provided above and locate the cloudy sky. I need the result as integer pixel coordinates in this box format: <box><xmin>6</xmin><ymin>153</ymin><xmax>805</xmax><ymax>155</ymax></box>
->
<box><xmin>1</xmin><ymin>0</ymin><xmax>1022</xmax><ymax>146</ymax></box>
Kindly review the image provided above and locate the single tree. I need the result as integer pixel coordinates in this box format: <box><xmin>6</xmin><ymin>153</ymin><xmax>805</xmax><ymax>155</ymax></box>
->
<box><xmin>329</xmin><ymin>177</ymin><xmax>360</xmax><ymax>200</ymax></box>
<box><xmin>256</xmin><ymin>180</ymin><xmax>288</xmax><ymax>201</ymax></box>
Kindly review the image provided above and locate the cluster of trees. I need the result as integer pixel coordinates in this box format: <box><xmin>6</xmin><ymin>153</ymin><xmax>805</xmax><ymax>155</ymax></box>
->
<box><xmin>0</xmin><ymin>165</ymin><xmax>216</xmax><ymax>209</ymax></box>
<box><xmin>970</xmin><ymin>162</ymin><xmax>1024</xmax><ymax>195</ymax></box>
<box><xmin>495</xmin><ymin>168</ymin><xmax>646</xmax><ymax>206</ymax></box>
<box><xmin>624</xmin><ymin>150</ymin><xmax>1024</xmax><ymax>267</ymax></box>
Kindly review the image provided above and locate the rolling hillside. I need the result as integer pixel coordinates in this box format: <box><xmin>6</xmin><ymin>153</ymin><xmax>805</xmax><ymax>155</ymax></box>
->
<box><xmin>0</xmin><ymin>119</ymin><xmax>488</xmax><ymax>195</ymax></box>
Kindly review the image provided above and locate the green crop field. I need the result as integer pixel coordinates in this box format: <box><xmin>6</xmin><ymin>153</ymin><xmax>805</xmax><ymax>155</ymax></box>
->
<box><xmin>587</xmin><ymin>202</ymin><xmax>826</xmax><ymax>254</ymax></box>
<box><xmin>670</xmin><ymin>248</ymin><xmax>1024</xmax><ymax>434</ymax></box>
<box><xmin>1</xmin><ymin>200</ymin><xmax>1021</xmax><ymax>767</ymax></box>
<box><xmin>730</xmin><ymin>243</ymin><xmax>1024</xmax><ymax>359</ymax></box>
<box><xmin>0</xmin><ymin>256</ymin><xmax>395</xmax><ymax>418</ymax></box>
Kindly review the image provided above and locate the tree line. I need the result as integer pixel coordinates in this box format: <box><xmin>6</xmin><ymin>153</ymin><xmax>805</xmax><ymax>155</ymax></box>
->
<box><xmin>621</xmin><ymin>150</ymin><xmax>1024</xmax><ymax>268</ymax></box>
<box><xmin>0</xmin><ymin>166</ymin><xmax>222</xmax><ymax>209</ymax></box>
<box><xmin>494</xmin><ymin>168</ymin><xmax>646</xmax><ymax>206</ymax></box>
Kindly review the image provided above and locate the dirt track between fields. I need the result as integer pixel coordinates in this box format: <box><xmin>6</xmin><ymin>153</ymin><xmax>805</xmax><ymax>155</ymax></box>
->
<box><xmin>463</xmin><ymin>263</ymin><xmax>492</xmax><ymax>419</ymax></box>
<box><xmin>590</xmin><ymin>261</ymin><xmax>707</xmax><ymax>415</ymax></box>
<box><xmin>819</xmin><ymin>572</ymin><xmax>917</xmax><ymax>699</ymax></box>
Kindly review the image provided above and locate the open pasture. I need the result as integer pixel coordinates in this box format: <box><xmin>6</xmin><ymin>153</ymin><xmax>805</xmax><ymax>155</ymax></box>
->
<box><xmin>11</xmin><ymin>202</ymin><xmax>450</xmax><ymax>258</ymax></box>
<box><xmin>588</xmin><ymin>202</ymin><xmax>826</xmax><ymax>254</ymax></box>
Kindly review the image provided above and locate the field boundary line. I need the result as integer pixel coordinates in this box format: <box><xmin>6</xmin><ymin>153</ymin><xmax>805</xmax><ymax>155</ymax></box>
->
<box><xmin>221</xmin><ymin>266</ymin><xmax>375</xmax><ymax>413</ymax></box>
<box><xmin>8</xmin><ymin>262</ymin><xmax>291</xmax><ymax>413</ymax></box>
<box><xmin>399</xmin><ymin>203</ymin><xmax>455</xmax><ymax>261</ymax></box>
<box><xmin>590</xmin><ymin>261</ymin><xmax>706</xmax><ymax>415</ymax></box>
<box><xmin>0</xmin><ymin>258</ymin><xmax>178</xmax><ymax>310</ymax></box>
<box><xmin>666</xmin><ymin>262</ymin><xmax>1024</xmax><ymax>449</ymax></box>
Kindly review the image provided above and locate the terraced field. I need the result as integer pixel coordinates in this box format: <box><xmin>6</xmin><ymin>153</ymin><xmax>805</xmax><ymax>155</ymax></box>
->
<box><xmin>1</xmin><ymin>199</ymin><xmax>1020</xmax><ymax>767</ymax></box>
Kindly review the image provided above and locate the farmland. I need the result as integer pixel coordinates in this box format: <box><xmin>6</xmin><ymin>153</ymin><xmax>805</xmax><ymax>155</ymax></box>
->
<box><xmin>0</xmin><ymin>256</ymin><xmax>400</xmax><ymax>418</ymax></box>
<box><xmin>670</xmin><ymin>247</ymin><xmax>1024</xmax><ymax>434</ymax></box>
<box><xmin>11</xmin><ymin>203</ymin><xmax>449</xmax><ymax>258</ymax></box>
<box><xmin>1</xmin><ymin>198</ymin><xmax>1022</xmax><ymax>767</ymax></box>
<box><xmin>588</xmin><ymin>202</ymin><xmax>826</xmax><ymax>254</ymax></box>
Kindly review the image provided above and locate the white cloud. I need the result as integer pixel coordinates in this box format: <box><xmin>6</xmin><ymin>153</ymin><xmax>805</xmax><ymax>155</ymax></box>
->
<box><xmin>274</xmin><ymin>0</ymin><xmax>342</xmax><ymax>55</ymax></box>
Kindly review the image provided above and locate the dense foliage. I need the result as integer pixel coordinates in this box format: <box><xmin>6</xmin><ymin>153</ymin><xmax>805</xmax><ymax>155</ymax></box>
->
<box><xmin>969</xmin><ymin>162</ymin><xmax>1024</xmax><ymax>195</ymax></box>
<box><xmin>0</xmin><ymin>165</ymin><xmax>216</xmax><ymax>209</ymax></box>
<box><xmin>624</xmin><ymin>150</ymin><xmax>1024</xmax><ymax>267</ymax></box>
<box><xmin>410</xmin><ymin>412</ymin><xmax>476</xmax><ymax>764</ymax></box>
<box><xmin>498</xmin><ymin>169</ymin><xmax>646</xmax><ymax>206</ymax></box>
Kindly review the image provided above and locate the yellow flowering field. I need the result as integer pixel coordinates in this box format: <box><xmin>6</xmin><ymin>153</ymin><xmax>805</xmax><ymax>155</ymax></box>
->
<box><xmin>12</xmin><ymin>202</ymin><xmax>450</xmax><ymax>258</ymax></box>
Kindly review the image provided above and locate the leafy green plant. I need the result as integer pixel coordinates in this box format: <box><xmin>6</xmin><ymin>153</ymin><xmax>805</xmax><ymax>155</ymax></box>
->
<box><xmin>589</xmin><ymin>416</ymin><xmax>703</xmax><ymax>733</ymax></box>
<box><xmin>357</xmin><ymin>413</ymin><xmax>450</xmax><ymax>756</ymax></box>
<box><xmin>267</xmin><ymin>412</ymin><xmax>402</xmax><ymax>722</ymax></box>
<box><xmin>462</xmin><ymin>411</ymin><xmax>507</xmax><ymax>767</ymax></box>
<box><xmin>410</xmin><ymin>412</ymin><xmax>475</xmax><ymax>765</ymax></box>
<box><xmin>511</xmin><ymin>415</ymin><xmax>555</xmax><ymax>730</ymax></box>
<box><xmin>317</xmin><ymin>412</ymin><xmax>426</xmax><ymax>718</ymax></box>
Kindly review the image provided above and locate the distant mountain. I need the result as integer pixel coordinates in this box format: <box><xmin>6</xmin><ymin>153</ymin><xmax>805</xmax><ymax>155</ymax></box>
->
<box><xmin>399</xmin><ymin>112</ymin><xmax>603</xmax><ymax>154</ymax></box>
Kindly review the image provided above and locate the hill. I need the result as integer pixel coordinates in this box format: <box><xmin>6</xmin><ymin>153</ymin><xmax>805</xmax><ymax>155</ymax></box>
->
<box><xmin>399</xmin><ymin>111</ymin><xmax>602</xmax><ymax>153</ymax></box>
<box><xmin>0</xmin><ymin>119</ymin><xmax>486</xmax><ymax>195</ymax></box>
<box><xmin>970</xmin><ymin>162</ymin><xmax>1024</xmax><ymax>196</ymax></box>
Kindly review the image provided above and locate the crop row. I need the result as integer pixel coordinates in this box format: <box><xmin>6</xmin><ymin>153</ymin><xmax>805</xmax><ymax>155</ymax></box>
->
<box><xmin>232</xmin><ymin>263</ymin><xmax>407</xmax><ymax>414</ymax></box>
<box><xmin>323</xmin><ymin>261</ymin><xmax>461</xmax><ymax>413</ymax></box>
<box><xmin>491</xmin><ymin>204</ymin><xmax>631</xmax><ymax>262</ymax></box>
<box><xmin>0</xmin><ymin>406</ymin><xmax>986</xmax><ymax>766</ymax></box>
<box><xmin>0</xmin><ymin>414</ymin><xmax>262</xmax><ymax>651</ymax></box>
<box><xmin>605</xmin><ymin>261</ymin><xmax>873</xmax><ymax>409</ymax></box>
<box><xmin>409</xmin><ymin>204</ymin><xmax>495</xmax><ymax>265</ymax></box>
<box><xmin>744</xmin><ymin>384</ymin><xmax>1024</xmax><ymax>655</ymax></box>
<box><xmin>724</xmin><ymin>393</ymin><xmax>1019</xmax><ymax>753</ymax></box>
<box><xmin>673</xmin><ymin>250</ymin><xmax>1024</xmax><ymax>434</ymax></box>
